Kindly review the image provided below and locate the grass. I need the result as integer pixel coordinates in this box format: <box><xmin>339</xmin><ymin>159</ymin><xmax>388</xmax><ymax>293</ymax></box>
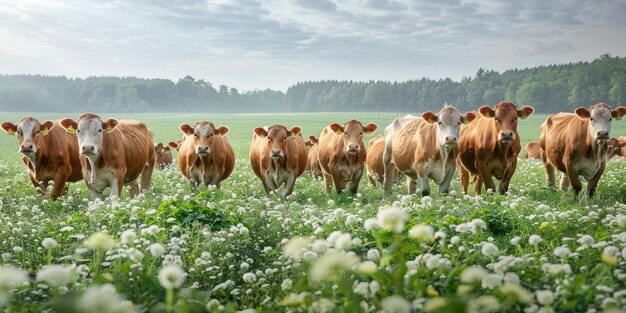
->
<box><xmin>0</xmin><ymin>111</ymin><xmax>625</xmax><ymax>312</ymax></box>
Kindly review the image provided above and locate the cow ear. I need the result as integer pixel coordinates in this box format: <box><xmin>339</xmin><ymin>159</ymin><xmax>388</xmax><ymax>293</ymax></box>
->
<box><xmin>180</xmin><ymin>124</ymin><xmax>194</xmax><ymax>135</ymax></box>
<box><xmin>575</xmin><ymin>107</ymin><xmax>590</xmax><ymax>119</ymax></box>
<box><xmin>478</xmin><ymin>106</ymin><xmax>495</xmax><ymax>118</ymax></box>
<box><xmin>103</xmin><ymin>118</ymin><xmax>118</xmax><ymax>133</ymax></box>
<box><xmin>517</xmin><ymin>106</ymin><xmax>534</xmax><ymax>120</ymax></box>
<box><xmin>305</xmin><ymin>140</ymin><xmax>313</xmax><ymax>148</ymax></box>
<box><xmin>60</xmin><ymin>118</ymin><xmax>78</xmax><ymax>133</ymax></box>
<box><xmin>363</xmin><ymin>123</ymin><xmax>378</xmax><ymax>134</ymax></box>
<box><xmin>330</xmin><ymin>123</ymin><xmax>344</xmax><ymax>135</ymax></box>
<box><xmin>422</xmin><ymin>112</ymin><xmax>438</xmax><ymax>124</ymax></box>
<box><xmin>461</xmin><ymin>112</ymin><xmax>477</xmax><ymax>124</ymax></box>
<box><xmin>167</xmin><ymin>141</ymin><xmax>179</xmax><ymax>149</ymax></box>
<box><xmin>288</xmin><ymin>126</ymin><xmax>302</xmax><ymax>138</ymax></box>
<box><xmin>164</xmin><ymin>146</ymin><xmax>171</xmax><ymax>151</ymax></box>
<box><xmin>309</xmin><ymin>135</ymin><xmax>318</xmax><ymax>144</ymax></box>
<box><xmin>1</xmin><ymin>122</ymin><xmax>17</xmax><ymax>135</ymax></box>
<box><xmin>254</xmin><ymin>127</ymin><xmax>268</xmax><ymax>137</ymax></box>
<box><xmin>214</xmin><ymin>125</ymin><xmax>229</xmax><ymax>136</ymax></box>
<box><xmin>40</xmin><ymin>120</ymin><xmax>54</xmax><ymax>136</ymax></box>
<box><xmin>611</xmin><ymin>106</ymin><xmax>626</xmax><ymax>120</ymax></box>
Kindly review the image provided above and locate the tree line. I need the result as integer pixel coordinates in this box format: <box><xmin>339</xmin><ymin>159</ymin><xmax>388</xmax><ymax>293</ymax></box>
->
<box><xmin>1</xmin><ymin>54</ymin><xmax>624</xmax><ymax>113</ymax></box>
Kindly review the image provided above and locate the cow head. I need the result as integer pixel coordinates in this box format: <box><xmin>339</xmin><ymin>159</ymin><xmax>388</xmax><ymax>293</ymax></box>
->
<box><xmin>254</xmin><ymin>125</ymin><xmax>301</xmax><ymax>161</ymax></box>
<box><xmin>168</xmin><ymin>140</ymin><xmax>182</xmax><ymax>151</ymax></box>
<box><xmin>330</xmin><ymin>120</ymin><xmax>378</xmax><ymax>155</ymax></box>
<box><xmin>479</xmin><ymin>102</ymin><xmax>533</xmax><ymax>144</ymax></box>
<box><xmin>423</xmin><ymin>106</ymin><xmax>476</xmax><ymax>147</ymax></box>
<box><xmin>180</xmin><ymin>121</ymin><xmax>229</xmax><ymax>157</ymax></box>
<box><xmin>60</xmin><ymin>113</ymin><xmax>117</xmax><ymax>157</ymax></box>
<box><xmin>606</xmin><ymin>138</ymin><xmax>624</xmax><ymax>159</ymax></box>
<box><xmin>1</xmin><ymin>117</ymin><xmax>54</xmax><ymax>156</ymax></box>
<box><xmin>305</xmin><ymin>135</ymin><xmax>318</xmax><ymax>150</ymax></box>
<box><xmin>575</xmin><ymin>103</ymin><xmax>626</xmax><ymax>143</ymax></box>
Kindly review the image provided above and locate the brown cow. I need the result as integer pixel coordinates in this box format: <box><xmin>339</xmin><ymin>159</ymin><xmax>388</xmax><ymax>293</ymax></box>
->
<box><xmin>305</xmin><ymin>135</ymin><xmax>323</xmax><ymax>179</ymax></box>
<box><xmin>249</xmin><ymin>125</ymin><xmax>307</xmax><ymax>197</ymax></box>
<box><xmin>1</xmin><ymin>117</ymin><xmax>83</xmax><ymax>198</ymax></box>
<box><xmin>383</xmin><ymin>106</ymin><xmax>476</xmax><ymax>196</ymax></box>
<box><xmin>176</xmin><ymin>122</ymin><xmax>235</xmax><ymax>188</ymax></box>
<box><xmin>524</xmin><ymin>141</ymin><xmax>541</xmax><ymax>159</ymax></box>
<box><xmin>607</xmin><ymin>137</ymin><xmax>626</xmax><ymax>159</ymax></box>
<box><xmin>457</xmin><ymin>101</ymin><xmax>534</xmax><ymax>195</ymax></box>
<box><xmin>154</xmin><ymin>143</ymin><xmax>173</xmax><ymax>169</ymax></box>
<box><xmin>318</xmin><ymin>120</ymin><xmax>378</xmax><ymax>194</ymax></box>
<box><xmin>60</xmin><ymin>113</ymin><xmax>155</xmax><ymax>199</ymax></box>
<box><xmin>366</xmin><ymin>135</ymin><xmax>385</xmax><ymax>187</ymax></box>
<box><xmin>539</xmin><ymin>103</ymin><xmax>626</xmax><ymax>198</ymax></box>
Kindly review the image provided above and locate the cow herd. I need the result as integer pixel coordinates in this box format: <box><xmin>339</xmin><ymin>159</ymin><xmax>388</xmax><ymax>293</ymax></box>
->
<box><xmin>1</xmin><ymin>101</ymin><xmax>625</xmax><ymax>202</ymax></box>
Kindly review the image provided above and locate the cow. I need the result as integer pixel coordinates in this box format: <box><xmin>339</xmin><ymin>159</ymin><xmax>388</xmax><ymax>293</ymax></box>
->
<box><xmin>366</xmin><ymin>135</ymin><xmax>385</xmax><ymax>187</ymax></box>
<box><xmin>607</xmin><ymin>137</ymin><xmax>626</xmax><ymax>159</ymax></box>
<box><xmin>539</xmin><ymin>103</ymin><xmax>626</xmax><ymax>199</ymax></box>
<box><xmin>168</xmin><ymin>140</ymin><xmax>182</xmax><ymax>152</ymax></box>
<box><xmin>175</xmin><ymin>122</ymin><xmax>235</xmax><ymax>188</ymax></box>
<box><xmin>1</xmin><ymin>117</ymin><xmax>83</xmax><ymax>198</ymax></box>
<box><xmin>305</xmin><ymin>135</ymin><xmax>323</xmax><ymax>179</ymax></box>
<box><xmin>154</xmin><ymin>143</ymin><xmax>173</xmax><ymax>169</ymax></box>
<box><xmin>318</xmin><ymin>120</ymin><xmax>378</xmax><ymax>194</ymax></box>
<box><xmin>524</xmin><ymin>142</ymin><xmax>541</xmax><ymax>159</ymax></box>
<box><xmin>382</xmin><ymin>106</ymin><xmax>476</xmax><ymax>197</ymax></box>
<box><xmin>249</xmin><ymin>125</ymin><xmax>307</xmax><ymax>197</ymax></box>
<box><xmin>60</xmin><ymin>113</ymin><xmax>155</xmax><ymax>199</ymax></box>
<box><xmin>457</xmin><ymin>101</ymin><xmax>534</xmax><ymax>195</ymax></box>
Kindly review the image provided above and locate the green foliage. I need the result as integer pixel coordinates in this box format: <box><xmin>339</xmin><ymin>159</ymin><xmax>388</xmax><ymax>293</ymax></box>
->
<box><xmin>153</xmin><ymin>191</ymin><xmax>234</xmax><ymax>230</ymax></box>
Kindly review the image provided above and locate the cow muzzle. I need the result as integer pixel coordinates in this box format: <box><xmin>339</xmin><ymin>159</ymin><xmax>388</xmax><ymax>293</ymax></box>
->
<box><xmin>347</xmin><ymin>144</ymin><xmax>360</xmax><ymax>155</ymax></box>
<box><xmin>500</xmin><ymin>131</ymin><xmax>515</xmax><ymax>143</ymax></box>
<box><xmin>19</xmin><ymin>143</ymin><xmax>36</xmax><ymax>154</ymax></box>
<box><xmin>444</xmin><ymin>136</ymin><xmax>458</xmax><ymax>145</ymax></box>
<box><xmin>196</xmin><ymin>145</ymin><xmax>210</xmax><ymax>156</ymax></box>
<box><xmin>270</xmin><ymin>149</ymin><xmax>283</xmax><ymax>159</ymax></box>
<box><xmin>596</xmin><ymin>131</ymin><xmax>609</xmax><ymax>141</ymax></box>
<box><xmin>80</xmin><ymin>145</ymin><xmax>97</xmax><ymax>156</ymax></box>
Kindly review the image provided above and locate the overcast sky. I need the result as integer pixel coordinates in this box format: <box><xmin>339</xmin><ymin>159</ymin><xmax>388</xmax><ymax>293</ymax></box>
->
<box><xmin>1</xmin><ymin>0</ymin><xmax>625</xmax><ymax>91</ymax></box>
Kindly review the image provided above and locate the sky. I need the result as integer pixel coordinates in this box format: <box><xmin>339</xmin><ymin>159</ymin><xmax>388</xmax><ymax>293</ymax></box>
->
<box><xmin>0</xmin><ymin>0</ymin><xmax>625</xmax><ymax>91</ymax></box>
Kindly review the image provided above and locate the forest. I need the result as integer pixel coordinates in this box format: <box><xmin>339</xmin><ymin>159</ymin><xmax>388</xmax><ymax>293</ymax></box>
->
<box><xmin>0</xmin><ymin>54</ymin><xmax>624</xmax><ymax>113</ymax></box>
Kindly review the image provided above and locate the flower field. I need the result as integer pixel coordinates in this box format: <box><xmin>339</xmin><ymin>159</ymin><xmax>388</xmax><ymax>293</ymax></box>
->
<box><xmin>0</xmin><ymin>112</ymin><xmax>625</xmax><ymax>313</ymax></box>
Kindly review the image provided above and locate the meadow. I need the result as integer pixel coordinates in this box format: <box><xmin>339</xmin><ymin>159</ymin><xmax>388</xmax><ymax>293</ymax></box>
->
<box><xmin>0</xmin><ymin>111</ymin><xmax>625</xmax><ymax>313</ymax></box>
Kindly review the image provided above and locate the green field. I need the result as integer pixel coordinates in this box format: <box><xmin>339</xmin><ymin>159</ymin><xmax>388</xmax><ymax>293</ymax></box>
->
<box><xmin>0</xmin><ymin>111</ymin><xmax>625</xmax><ymax>312</ymax></box>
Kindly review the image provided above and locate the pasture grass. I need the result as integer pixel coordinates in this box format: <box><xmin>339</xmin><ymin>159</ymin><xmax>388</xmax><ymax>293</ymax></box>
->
<box><xmin>0</xmin><ymin>111</ymin><xmax>625</xmax><ymax>312</ymax></box>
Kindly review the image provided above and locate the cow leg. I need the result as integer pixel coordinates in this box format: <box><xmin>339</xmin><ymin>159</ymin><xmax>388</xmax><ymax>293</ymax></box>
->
<box><xmin>477</xmin><ymin>163</ymin><xmax>496</xmax><ymax>194</ymax></box>
<box><xmin>457</xmin><ymin>159</ymin><xmax>470</xmax><ymax>194</ymax></box>
<box><xmin>333</xmin><ymin>173</ymin><xmax>346</xmax><ymax>194</ymax></box>
<box><xmin>382</xmin><ymin>156</ymin><xmax>396</xmax><ymax>198</ymax></box>
<box><xmin>541</xmin><ymin>150</ymin><xmax>555</xmax><ymax>189</ymax></box>
<box><xmin>322</xmin><ymin>172</ymin><xmax>333</xmax><ymax>194</ymax></box>
<box><xmin>586</xmin><ymin>163</ymin><xmax>605</xmax><ymax>199</ymax></box>
<box><xmin>418</xmin><ymin>176</ymin><xmax>430</xmax><ymax>196</ymax></box>
<box><xmin>438</xmin><ymin>167</ymin><xmax>456</xmax><ymax>195</ymax></box>
<box><xmin>111</xmin><ymin>173</ymin><xmax>124</xmax><ymax>198</ymax></box>
<box><xmin>349</xmin><ymin>171</ymin><xmax>364</xmax><ymax>194</ymax></box>
<box><xmin>51</xmin><ymin>172</ymin><xmax>69</xmax><ymax>199</ymax></box>
<box><xmin>282</xmin><ymin>174</ymin><xmax>297</xmax><ymax>198</ymax></box>
<box><xmin>498</xmin><ymin>159</ymin><xmax>517</xmax><ymax>195</ymax></box>
<box><xmin>565</xmin><ymin>165</ymin><xmax>583</xmax><ymax>200</ymax></box>
<box><xmin>140</xmin><ymin>162</ymin><xmax>154</xmax><ymax>192</ymax></box>
<box><xmin>559</xmin><ymin>173</ymin><xmax>570</xmax><ymax>191</ymax></box>
<box><xmin>367</xmin><ymin>173</ymin><xmax>376</xmax><ymax>187</ymax></box>
<box><xmin>473</xmin><ymin>176</ymin><xmax>483</xmax><ymax>195</ymax></box>
<box><xmin>407</xmin><ymin>177</ymin><xmax>416</xmax><ymax>194</ymax></box>
<box><xmin>129</xmin><ymin>181</ymin><xmax>140</xmax><ymax>197</ymax></box>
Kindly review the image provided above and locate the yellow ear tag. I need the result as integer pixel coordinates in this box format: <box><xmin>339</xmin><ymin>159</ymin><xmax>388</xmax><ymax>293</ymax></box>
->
<box><xmin>290</xmin><ymin>134</ymin><xmax>296</xmax><ymax>139</ymax></box>
<box><xmin>41</xmin><ymin>128</ymin><xmax>49</xmax><ymax>136</ymax></box>
<box><xmin>335</xmin><ymin>129</ymin><xmax>343</xmax><ymax>135</ymax></box>
<box><xmin>7</xmin><ymin>129</ymin><xmax>15</xmax><ymax>136</ymax></box>
<box><xmin>66</xmin><ymin>126</ymin><xmax>76</xmax><ymax>134</ymax></box>
<box><xmin>106</xmin><ymin>127</ymin><xmax>113</xmax><ymax>133</ymax></box>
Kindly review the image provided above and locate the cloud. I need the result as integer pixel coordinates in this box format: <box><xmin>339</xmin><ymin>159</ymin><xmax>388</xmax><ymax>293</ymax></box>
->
<box><xmin>0</xmin><ymin>0</ymin><xmax>624</xmax><ymax>90</ymax></box>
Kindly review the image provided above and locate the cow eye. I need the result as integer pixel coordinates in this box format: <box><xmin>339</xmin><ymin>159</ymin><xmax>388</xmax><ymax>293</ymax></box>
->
<box><xmin>77</xmin><ymin>129</ymin><xmax>80</xmax><ymax>133</ymax></box>
<box><xmin>610</xmin><ymin>117</ymin><xmax>613</xmax><ymax>121</ymax></box>
<box><xmin>458</xmin><ymin>122</ymin><xmax>461</xmax><ymax>125</ymax></box>
<box><xmin>283</xmin><ymin>136</ymin><xmax>287</xmax><ymax>140</ymax></box>
<box><xmin>438</xmin><ymin>122</ymin><xmax>442</xmax><ymax>125</ymax></box>
<box><xmin>98</xmin><ymin>129</ymin><xmax>102</xmax><ymax>133</ymax></box>
<box><xmin>590</xmin><ymin>118</ymin><xmax>593</xmax><ymax>121</ymax></box>
<box><xmin>494</xmin><ymin>118</ymin><xmax>499</xmax><ymax>122</ymax></box>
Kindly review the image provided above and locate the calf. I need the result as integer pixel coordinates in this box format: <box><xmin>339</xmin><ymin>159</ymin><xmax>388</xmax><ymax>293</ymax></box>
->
<box><xmin>366</xmin><ymin>135</ymin><xmax>385</xmax><ymax>187</ymax></box>
<box><xmin>383</xmin><ymin>106</ymin><xmax>476</xmax><ymax>197</ymax></box>
<box><xmin>1</xmin><ymin>117</ymin><xmax>83</xmax><ymax>198</ymax></box>
<box><xmin>539</xmin><ymin>103</ymin><xmax>626</xmax><ymax>198</ymax></box>
<box><xmin>524</xmin><ymin>142</ymin><xmax>541</xmax><ymax>159</ymax></box>
<box><xmin>249</xmin><ymin>125</ymin><xmax>307</xmax><ymax>197</ymax></box>
<box><xmin>318</xmin><ymin>120</ymin><xmax>378</xmax><ymax>194</ymax></box>
<box><xmin>305</xmin><ymin>136</ymin><xmax>323</xmax><ymax>179</ymax></box>
<box><xmin>60</xmin><ymin>113</ymin><xmax>155</xmax><ymax>199</ymax></box>
<box><xmin>607</xmin><ymin>137</ymin><xmax>626</xmax><ymax>159</ymax></box>
<box><xmin>154</xmin><ymin>143</ymin><xmax>173</xmax><ymax>169</ymax></box>
<box><xmin>457</xmin><ymin>101</ymin><xmax>534</xmax><ymax>195</ymax></box>
<box><xmin>176</xmin><ymin>122</ymin><xmax>235</xmax><ymax>188</ymax></box>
